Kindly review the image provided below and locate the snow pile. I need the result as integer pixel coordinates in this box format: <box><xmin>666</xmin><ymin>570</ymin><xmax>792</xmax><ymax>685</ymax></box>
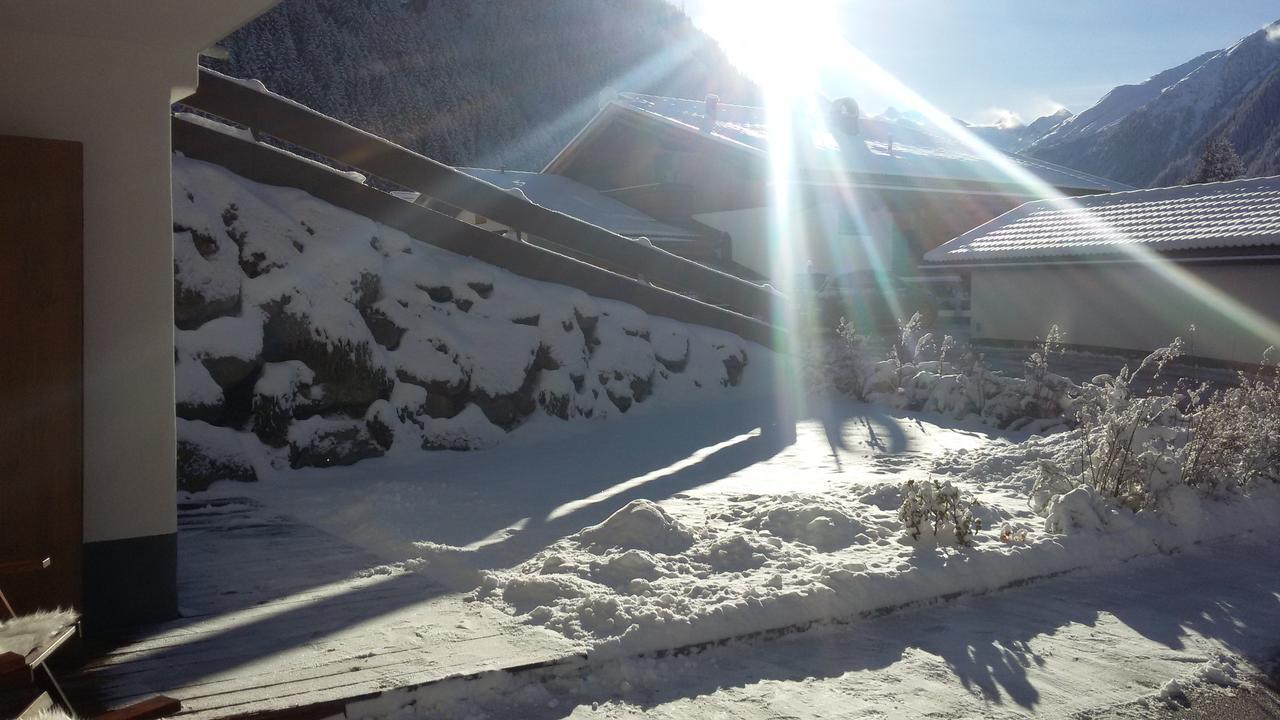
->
<box><xmin>1156</xmin><ymin>653</ymin><xmax>1245</xmax><ymax>703</ymax></box>
<box><xmin>471</xmin><ymin>422</ymin><xmax>1280</xmax><ymax>657</ymax></box>
<box><xmin>171</xmin><ymin>155</ymin><xmax>760</xmax><ymax>483</ymax></box>
<box><xmin>576</xmin><ymin>500</ymin><xmax>695</xmax><ymax>554</ymax></box>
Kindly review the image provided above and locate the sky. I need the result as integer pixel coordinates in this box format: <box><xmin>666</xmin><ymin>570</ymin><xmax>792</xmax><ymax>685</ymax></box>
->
<box><xmin>681</xmin><ymin>1</ymin><xmax>1280</xmax><ymax>125</ymax></box>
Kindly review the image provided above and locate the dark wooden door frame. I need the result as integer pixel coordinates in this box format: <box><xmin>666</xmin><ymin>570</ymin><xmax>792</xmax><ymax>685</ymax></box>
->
<box><xmin>0</xmin><ymin>134</ymin><xmax>84</xmax><ymax>615</ymax></box>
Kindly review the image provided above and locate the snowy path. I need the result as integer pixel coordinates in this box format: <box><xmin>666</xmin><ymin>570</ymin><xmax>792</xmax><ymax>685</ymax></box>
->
<box><xmin>407</xmin><ymin>534</ymin><xmax>1280</xmax><ymax>718</ymax></box>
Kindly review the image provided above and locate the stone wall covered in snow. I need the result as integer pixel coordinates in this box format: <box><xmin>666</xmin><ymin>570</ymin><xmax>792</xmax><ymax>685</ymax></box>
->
<box><xmin>172</xmin><ymin>156</ymin><xmax>754</xmax><ymax>490</ymax></box>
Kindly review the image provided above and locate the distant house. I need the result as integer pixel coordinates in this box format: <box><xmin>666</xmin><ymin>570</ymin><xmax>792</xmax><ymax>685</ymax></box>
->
<box><xmin>543</xmin><ymin>93</ymin><xmax>1130</xmax><ymax>282</ymax></box>
<box><xmin>924</xmin><ymin>177</ymin><xmax>1280</xmax><ymax>365</ymax></box>
<box><xmin>455</xmin><ymin>168</ymin><xmax>727</xmax><ymax>263</ymax></box>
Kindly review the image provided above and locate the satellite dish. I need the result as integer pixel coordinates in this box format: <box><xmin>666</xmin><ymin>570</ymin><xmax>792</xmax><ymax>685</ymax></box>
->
<box><xmin>831</xmin><ymin>97</ymin><xmax>861</xmax><ymax>136</ymax></box>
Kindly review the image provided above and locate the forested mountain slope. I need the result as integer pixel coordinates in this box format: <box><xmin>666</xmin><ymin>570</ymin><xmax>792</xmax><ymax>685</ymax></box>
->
<box><xmin>205</xmin><ymin>0</ymin><xmax>757</xmax><ymax>170</ymax></box>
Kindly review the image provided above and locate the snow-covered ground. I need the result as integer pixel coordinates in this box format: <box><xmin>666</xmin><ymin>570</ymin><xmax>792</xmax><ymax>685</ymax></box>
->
<box><xmin>366</xmin><ymin>533</ymin><xmax>1280</xmax><ymax>719</ymax></box>
<box><xmin>218</xmin><ymin>386</ymin><xmax>1280</xmax><ymax>668</ymax></box>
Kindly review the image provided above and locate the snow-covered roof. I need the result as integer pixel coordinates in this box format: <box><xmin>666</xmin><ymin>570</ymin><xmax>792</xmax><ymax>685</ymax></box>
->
<box><xmin>612</xmin><ymin>93</ymin><xmax>1132</xmax><ymax>194</ymax></box>
<box><xmin>458</xmin><ymin>168</ymin><xmax>700</xmax><ymax>241</ymax></box>
<box><xmin>925</xmin><ymin>176</ymin><xmax>1280</xmax><ymax>264</ymax></box>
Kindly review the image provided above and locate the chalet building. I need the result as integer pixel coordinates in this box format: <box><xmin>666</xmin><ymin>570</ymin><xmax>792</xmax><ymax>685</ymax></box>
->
<box><xmin>542</xmin><ymin>93</ymin><xmax>1130</xmax><ymax>282</ymax></box>
<box><xmin>1</xmin><ymin>0</ymin><xmax>279</xmax><ymax>630</ymax></box>
<box><xmin>924</xmin><ymin>177</ymin><xmax>1280</xmax><ymax>365</ymax></box>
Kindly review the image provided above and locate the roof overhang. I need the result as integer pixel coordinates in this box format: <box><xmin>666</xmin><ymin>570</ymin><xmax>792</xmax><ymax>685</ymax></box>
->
<box><xmin>1</xmin><ymin>1</ymin><xmax>279</xmax><ymax>51</ymax></box>
<box><xmin>1</xmin><ymin>0</ymin><xmax>280</xmax><ymax>101</ymax></box>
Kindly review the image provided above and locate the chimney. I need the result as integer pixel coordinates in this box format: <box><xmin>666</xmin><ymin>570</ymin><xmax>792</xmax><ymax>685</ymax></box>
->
<box><xmin>702</xmin><ymin>93</ymin><xmax>720</xmax><ymax>132</ymax></box>
<box><xmin>832</xmin><ymin>97</ymin><xmax>861</xmax><ymax>136</ymax></box>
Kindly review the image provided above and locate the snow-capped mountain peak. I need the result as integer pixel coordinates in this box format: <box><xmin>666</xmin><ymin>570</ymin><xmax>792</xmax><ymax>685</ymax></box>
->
<box><xmin>1025</xmin><ymin>18</ymin><xmax>1280</xmax><ymax>187</ymax></box>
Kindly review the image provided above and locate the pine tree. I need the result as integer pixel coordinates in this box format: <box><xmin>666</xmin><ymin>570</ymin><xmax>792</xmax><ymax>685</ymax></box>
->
<box><xmin>1183</xmin><ymin>135</ymin><xmax>1245</xmax><ymax>184</ymax></box>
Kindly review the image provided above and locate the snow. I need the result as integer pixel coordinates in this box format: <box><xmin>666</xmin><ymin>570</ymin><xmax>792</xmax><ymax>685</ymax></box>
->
<box><xmin>254</xmin><ymin>359</ymin><xmax>315</xmax><ymax>398</ymax></box>
<box><xmin>173</xmin><ymin>111</ymin><xmax>255</xmax><ymax>142</ymax></box>
<box><xmin>224</xmin><ymin>388</ymin><xmax>1280</xmax><ymax>664</ymax></box>
<box><xmin>177</xmin><ymin>315</ymin><xmax>263</xmax><ymax>362</ymax></box>
<box><xmin>178</xmin><ymin>418</ymin><xmax>270</xmax><ymax>474</ymax></box>
<box><xmin>175</xmin><ymin>352</ymin><xmax>223</xmax><ymax>407</ymax></box>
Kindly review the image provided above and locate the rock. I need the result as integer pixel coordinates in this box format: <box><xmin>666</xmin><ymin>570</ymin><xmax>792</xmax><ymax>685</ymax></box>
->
<box><xmin>721</xmin><ymin>348</ymin><xmax>747</xmax><ymax>387</ymax></box>
<box><xmin>251</xmin><ymin>361</ymin><xmax>327</xmax><ymax>447</ymax></box>
<box><xmin>175</xmin><ymin>353</ymin><xmax>225</xmax><ymax>423</ymax></box>
<box><xmin>261</xmin><ymin>297</ymin><xmax>392</xmax><ymax>414</ymax></box>
<box><xmin>176</xmin><ymin>316</ymin><xmax>265</xmax><ymax>391</ymax></box>
<box><xmin>202</xmin><ymin>355</ymin><xmax>259</xmax><ymax>390</ymax></box>
<box><xmin>173</xmin><ymin>228</ymin><xmax>242</xmax><ymax>331</ymax></box>
<box><xmin>351</xmin><ymin>272</ymin><xmax>406</xmax><ymax>350</ymax></box>
<box><xmin>287</xmin><ymin>417</ymin><xmax>385</xmax><ymax>468</ymax></box>
<box><xmin>176</xmin><ymin>419</ymin><xmax>258</xmax><ymax>492</ymax></box>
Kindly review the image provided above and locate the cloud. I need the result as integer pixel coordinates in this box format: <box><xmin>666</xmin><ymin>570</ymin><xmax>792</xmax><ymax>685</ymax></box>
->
<box><xmin>978</xmin><ymin>107</ymin><xmax>1023</xmax><ymax>129</ymax></box>
<box><xmin>1033</xmin><ymin>99</ymin><xmax>1069</xmax><ymax>117</ymax></box>
<box><xmin>1268</xmin><ymin>23</ymin><xmax>1280</xmax><ymax>43</ymax></box>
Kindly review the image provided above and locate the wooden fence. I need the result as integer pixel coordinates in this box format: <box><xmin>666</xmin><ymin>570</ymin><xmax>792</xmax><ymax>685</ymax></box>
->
<box><xmin>172</xmin><ymin>116</ymin><xmax>779</xmax><ymax>348</ymax></box>
<box><xmin>178</xmin><ymin>69</ymin><xmax>781</xmax><ymax>330</ymax></box>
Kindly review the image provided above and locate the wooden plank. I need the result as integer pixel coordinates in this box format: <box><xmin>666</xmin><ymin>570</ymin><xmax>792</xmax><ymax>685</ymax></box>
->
<box><xmin>172</xmin><ymin>117</ymin><xmax>781</xmax><ymax>350</ymax></box>
<box><xmin>93</xmin><ymin>695</ymin><xmax>182</xmax><ymax>720</ymax></box>
<box><xmin>0</xmin><ymin>135</ymin><xmax>84</xmax><ymax>617</ymax></box>
<box><xmin>63</xmin><ymin>498</ymin><xmax>581</xmax><ymax>720</ymax></box>
<box><xmin>181</xmin><ymin>68</ymin><xmax>779</xmax><ymax>320</ymax></box>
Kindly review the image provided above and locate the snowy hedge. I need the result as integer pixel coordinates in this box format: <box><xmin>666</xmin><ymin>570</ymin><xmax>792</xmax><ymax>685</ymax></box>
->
<box><xmin>172</xmin><ymin>156</ymin><xmax>756</xmax><ymax>486</ymax></box>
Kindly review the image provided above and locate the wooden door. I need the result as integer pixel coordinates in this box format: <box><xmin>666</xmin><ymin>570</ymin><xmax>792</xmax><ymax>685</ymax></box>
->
<box><xmin>0</xmin><ymin>135</ymin><xmax>84</xmax><ymax>614</ymax></box>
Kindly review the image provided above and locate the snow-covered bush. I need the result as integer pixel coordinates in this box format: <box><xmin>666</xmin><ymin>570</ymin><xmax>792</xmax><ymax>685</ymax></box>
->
<box><xmin>804</xmin><ymin>318</ymin><xmax>1077</xmax><ymax>430</ymax></box>
<box><xmin>1181</xmin><ymin>351</ymin><xmax>1280</xmax><ymax>493</ymax></box>
<box><xmin>898</xmin><ymin>478</ymin><xmax>982</xmax><ymax>545</ymax></box>
<box><xmin>1023</xmin><ymin>325</ymin><xmax>1067</xmax><ymax>418</ymax></box>
<box><xmin>1034</xmin><ymin>341</ymin><xmax>1280</xmax><ymax>532</ymax></box>
<box><xmin>802</xmin><ymin>318</ymin><xmax>872</xmax><ymax>400</ymax></box>
<box><xmin>1035</xmin><ymin>342</ymin><xmax>1186</xmax><ymax>515</ymax></box>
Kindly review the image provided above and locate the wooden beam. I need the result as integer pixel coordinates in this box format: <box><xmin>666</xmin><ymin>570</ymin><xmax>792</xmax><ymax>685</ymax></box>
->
<box><xmin>180</xmin><ymin>69</ymin><xmax>779</xmax><ymax>320</ymax></box>
<box><xmin>0</xmin><ymin>558</ymin><xmax>51</xmax><ymax>576</ymax></box>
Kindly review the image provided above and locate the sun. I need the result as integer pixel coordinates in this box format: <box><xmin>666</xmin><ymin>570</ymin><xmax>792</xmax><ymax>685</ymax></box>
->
<box><xmin>694</xmin><ymin>0</ymin><xmax>840</xmax><ymax>100</ymax></box>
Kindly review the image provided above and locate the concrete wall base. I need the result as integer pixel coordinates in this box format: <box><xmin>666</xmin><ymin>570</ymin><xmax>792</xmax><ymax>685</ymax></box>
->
<box><xmin>83</xmin><ymin>532</ymin><xmax>178</xmax><ymax>633</ymax></box>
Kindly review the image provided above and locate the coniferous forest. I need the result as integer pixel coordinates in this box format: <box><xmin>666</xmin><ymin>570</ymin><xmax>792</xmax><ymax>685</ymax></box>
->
<box><xmin>206</xmin><ymin>0</ymin><xmax>757</xmax><ymax>170</ymax></box>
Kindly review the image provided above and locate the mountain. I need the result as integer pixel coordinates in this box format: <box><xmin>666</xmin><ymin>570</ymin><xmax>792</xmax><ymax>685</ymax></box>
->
<box><xmin>1026</xmin><ymin>21</ymin><xmax>1280</xmax><ymax>187</ymax></box>
<box><xmin>203</xmin><ymin>0</ymin><xmax>757</xmax><ymax>170</ymax></box>
<box><xmin>956</xmin><ymin>107</ymin><xmax>1073</xmax><ymax>152</ymax></box>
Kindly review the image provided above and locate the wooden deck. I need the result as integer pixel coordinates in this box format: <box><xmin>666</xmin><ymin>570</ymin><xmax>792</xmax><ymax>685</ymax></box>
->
<box><xmin>63</xmin><ymin>498</ymin><xmax>579</xmax><ymax>719</ymax></box>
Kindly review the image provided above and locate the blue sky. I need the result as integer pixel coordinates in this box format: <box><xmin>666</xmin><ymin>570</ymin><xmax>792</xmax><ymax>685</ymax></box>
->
<box><xmin>682</xmin><ymin>1</ymin><xmax>1280</xmax><ymax>124</ymax></box>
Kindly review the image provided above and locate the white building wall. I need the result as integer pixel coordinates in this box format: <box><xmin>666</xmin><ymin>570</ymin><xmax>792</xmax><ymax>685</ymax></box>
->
<box><xmin>971</xmin><ymin>262</ymin><xmax>1280</xmax><ymax>364</ymax></box>
<box><xmin>0</xmin><ymin>0</ymin><xmax>278</xmax><ymax>626</ymax></box>
<box><xmin>0</xmin><ymin>32</ymin><xmax>188</xmax><ymax>545</ymax></box>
